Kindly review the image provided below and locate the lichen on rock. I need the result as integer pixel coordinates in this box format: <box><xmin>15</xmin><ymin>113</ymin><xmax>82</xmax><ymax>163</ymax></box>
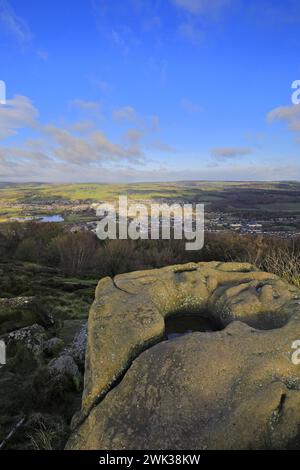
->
<box><xmin>67</xmin><ymin>262</ymin><xmax>300</xmax><ymax>450</ymax></box>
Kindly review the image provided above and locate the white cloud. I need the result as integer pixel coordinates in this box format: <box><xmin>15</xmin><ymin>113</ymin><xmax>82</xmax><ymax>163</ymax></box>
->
<box><xmin>267</xmin><ymin>104</ymin><xmax>300</xmax><ymax>132</ymax></box>
<box><xmin>42</xmin><ymin>125</ymin><xmax>144</xmax><ymax>165</ymax></box>
<box><xmin>0</xmin><ymin>95</ymin><xmax>38</xmax><ymax>139</ymax></box>
<box><xmin>0</xmin><ymin>95</ymin><xmax>295</xmax><ymax>184</ymax></box>
<box><xmin>0</xmin><ymin>93</ymin><xmax>147</xmax><ymax>182</ymax></box>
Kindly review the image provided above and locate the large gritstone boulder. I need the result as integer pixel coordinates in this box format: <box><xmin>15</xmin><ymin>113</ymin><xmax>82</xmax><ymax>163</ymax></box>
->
<box><xmin>66</xmin><ymin>262</ymin><xmax>300</xmax><ymax>450</ymax></box>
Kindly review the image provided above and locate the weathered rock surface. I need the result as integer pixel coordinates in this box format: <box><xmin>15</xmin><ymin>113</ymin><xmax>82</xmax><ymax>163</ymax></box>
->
<box><xmin>67</xmin><ymin>262</ymin><xmax>300</xmax><ymax>450</ymax></box>
<box><xmin>66</xmin><ymin>322</ymin><xmax>87</xmax><ymax>368</ymax></box>
<box><xmin>43</xmin><ymin>337</ymin><xmax>65</xmax><ymax>357</ymax></box>
<box><xmin>49</xmin><ymin>354</ymin><xmax>81</xmax><ymax>389</ymax></box>
<box><xmin>6</xmin><ymin>324</ymin><xmax>47</xmax><ymax>357</ymax></box>
<box><xmin>0</xmin><ymin>261</ymin><xmax>92</xmax><ymax>450</ymax></box>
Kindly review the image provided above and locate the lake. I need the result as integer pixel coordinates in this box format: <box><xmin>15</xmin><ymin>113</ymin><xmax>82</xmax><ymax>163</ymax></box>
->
<box><xmin>12</xmin><ymin>215</ymin><xmax>64</xmax><ymax>223</ymax></box>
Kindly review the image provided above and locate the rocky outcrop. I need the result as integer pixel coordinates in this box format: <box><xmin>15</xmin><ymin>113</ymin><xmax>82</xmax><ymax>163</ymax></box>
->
<box><xmin>49</xmin><ymin>354</ymin><xmax>81</xmax><ymax>389</ymax></box>
<box><xmin>0</xmin><ymin>261</ymin><xmax>93</xmax><ymax>450</ymax></box>
<box><xmin>6</xmin><ymin>324</ymin><xmax>47</xmax><ymax>357</ymax></box>
<box><xmin>0</xmin><ymin>296</ymin><xmax>54</xmax><ymax>334</ymax></box>
<box><xmin>67</xmin><ymin>262</ymin><xmax>300</xmax><ymax>450</ymax></box>
<box><xmin>43</xmin><ymin>337</ymin><xmax>65</xmax><ymax>357</ymax></box>
<box><xmin>66</xmin><ymin>322</ymin><xmax>87</xmax><ymax>368</ymax></box>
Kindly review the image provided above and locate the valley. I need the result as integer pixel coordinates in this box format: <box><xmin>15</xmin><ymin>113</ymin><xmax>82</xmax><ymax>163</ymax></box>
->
<box><xmin>1</xmin><ymin>181</ymin><xmax>300</xmax><ymax>238</ymax></box>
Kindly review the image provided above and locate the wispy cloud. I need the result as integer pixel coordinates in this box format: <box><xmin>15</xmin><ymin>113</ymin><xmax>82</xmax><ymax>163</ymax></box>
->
<box><xmin>149</xmin><ymin>115</ymin><xmax>160</xmax><ymax>132</ymax></box>
<box><xmin>1</xmin><ymin>154</ymin><xmax>298</xmax><ymax>183</ymax></box>
<box><xmin>267</xmin><ymin>104</ymin><xmax>300</xmax><ymax>132</ymax></box>
<box><xmin>172</xmin><ymin>0</ymin><xmax>231</xmax><ymax>16</ymax></box>
<box><xmin>110</xmin><ymin>28</ymin><xmax>130</xmax><ymax>54</ymax></box>
<box><xmin>0</xmin><ymin>95</ymin><xmax>38</xmax><ymax>139</ymax></box>
<box><xmin>143</xmin><ymin>15</ymin><xmax>162</xmax><ymax>31</ymax></box>
<box><xmin>0</xmin><ymin>93</ymin><xmax>147</xmax><ymax>182</ymax></box>
<box><xmin>70</xmin><ymin>99</ymin><xmax>102</xmax><ymax>115</ymax></box>
<box><xmin>181</xmin><ymin>98</ymin><xmax>203</xmax><ymax>113</ymax></box>
<box><xmin>145</xmin><ymin>57</ymin><xmax>168</xmax><ymax>87</ymax></box>
<box><xmin>43</xmin><ymin>125</ymin><xmax>144</xmax><ymax>165</ymax></box>
<box><xmin>0</xmin><ymin>0</ymin><xmax>32</xmax><ymax>44</ymax></box>
<box><xmin>0</xmin><ymin>96</ymin><xmax>294</xmax><ymax>183</ymax></box>
<box><xmin>248</xmin><ymin>0</ymin><xmax>300</xmax><ymax>27</ymax></box>
<box><xmin>125</xmin><ymin>128</ymin><xmax>144</xmax><ymax>142</ymax></box>
<box><xmin>70</xmin><ymin>120</ymin><xmax>95</xmax><ymax>134</ymax></box>
<box><xmin>173</xmin><ymin>0</ymin><xmax>233</xmax><ymax>45</ymax></box>
<box><xmin>37</xmin><ymin>48</ymin><xmax>49</xmax><ymax>61</ymax></box>
<box><xmin>150</xmin><ymin>139</ymin><xmax>176</xmax><ymax>153</ymax></box>
<box><xmin>211</xmin><ymin>147</ymin><xmax>254</xmax><ymax>159</ymax></box>
<box><xmin>113</xmin><ymin>106</ymin><xmax>137</xmax><ymax>122</ymax></box>
<box><xmin>178</xmin><ymin>22</ymin><xmax>203</xmax><ymax>44</ymax></box>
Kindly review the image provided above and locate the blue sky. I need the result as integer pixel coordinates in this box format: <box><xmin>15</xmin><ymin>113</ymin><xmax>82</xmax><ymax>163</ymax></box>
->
<box><xmin>0</xmin><ymin>0</ymin><xmax>300</xmax><ymax>182</ymax></box>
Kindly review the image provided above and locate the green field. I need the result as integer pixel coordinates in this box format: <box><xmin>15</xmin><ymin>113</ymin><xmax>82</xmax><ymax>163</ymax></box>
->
<box><xmin>1</xmin><ymin>181</ymin><xmax>300</xmax><ymax>222</ymax></box>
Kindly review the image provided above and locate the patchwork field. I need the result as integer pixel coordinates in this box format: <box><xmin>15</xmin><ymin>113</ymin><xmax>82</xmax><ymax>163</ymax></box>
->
<box><xmin>1</xmin><ymin>181</ymin><xmax>300</xmax><ymax>223</ymax></box>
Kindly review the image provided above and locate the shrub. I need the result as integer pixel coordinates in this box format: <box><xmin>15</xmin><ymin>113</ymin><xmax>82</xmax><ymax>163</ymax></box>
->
<box><xmin>260</xmin><ymin>244</ymin><xmax>300</xmax><ymax>288</ymax></box>
<box><xmin>15</xmin><ymin>238</ymin><xmax>40</xmax><ymax>262</ymax></box>
<box><xmin>56</xmin><ymin>231</ymin><xmax>99</xmax><ymax>275</ymax></box>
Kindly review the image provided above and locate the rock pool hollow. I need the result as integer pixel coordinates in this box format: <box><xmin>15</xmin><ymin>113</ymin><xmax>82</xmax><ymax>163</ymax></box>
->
<box><xmin>164</xmin><ymin>312</ymin><xmax>222</xmax><ymax>340</ymax></box>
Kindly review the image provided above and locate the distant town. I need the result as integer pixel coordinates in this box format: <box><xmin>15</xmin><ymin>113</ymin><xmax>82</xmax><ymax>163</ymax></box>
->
<box><xmin>5</xmin><ymin>194</ymin><xmax>300</xmax><ymax>241</ymax></box>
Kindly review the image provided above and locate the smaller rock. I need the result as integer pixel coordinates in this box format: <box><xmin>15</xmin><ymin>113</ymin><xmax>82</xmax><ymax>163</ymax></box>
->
<box><xmin>67</xmin><ymin>322</ymin><xmax>87</xmax><ymax>368</ymax></box>
<box><xmin>43</xmin><ymin>337</ymin><xmax>64</xmax><ymax>357</ymax></box>
<box><xmin>6</xmin><ymin>324</ymin><xmax>47</xmax><ymax>356</ymax></box>
<box><xmin>49</xmin><ymin>354</ymin><xmax>81</xmax><ymax>389</ymax></box>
